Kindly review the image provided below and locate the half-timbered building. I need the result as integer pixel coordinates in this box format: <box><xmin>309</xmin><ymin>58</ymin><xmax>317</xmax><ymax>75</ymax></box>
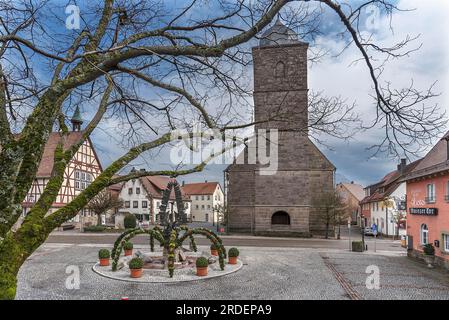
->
<box><xmin>21</xmin><ymin>107</ymin><xmax>103</xmax><ymax>227</ymax></box>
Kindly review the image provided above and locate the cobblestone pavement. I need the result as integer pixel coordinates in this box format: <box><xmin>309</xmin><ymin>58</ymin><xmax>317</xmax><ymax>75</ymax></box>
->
<box><xmin>16</xmin><ymin>244</ymin><xmax>449</xmax><ymax>300</ymax></box>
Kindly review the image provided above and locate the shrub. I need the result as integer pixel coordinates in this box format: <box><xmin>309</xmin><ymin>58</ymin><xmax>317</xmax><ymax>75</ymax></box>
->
<box><xmin>352</xmin><ymin>241</ymin><xmax>364</xmax><ymax>253</ymax></box>
<box><xmin>196</xmin><ymin>257</ymin><xmax>209</xmax><ymax>268</ymax></box>
<box><xmin>84</xmin><ymin>225</ymin><xmax>107</xmax><ymax>232</ymax></box>
<box><xmin>123</xmin><ymin>241</ymin><xmax>133</xmax><ymax>250</ymax></box>
<box><xmin>228</xmin><ymin>247</ymin><xmax>239</xmax><ymax>257</ymax></box>
<box><xmin>128</xmin><ymin>257</ymin><xmax>144</xmax><ymax>270</ymax></box>
<box><xmin>210</xmin><ymin>243</ymin><xmax>218</xmax><ymax>250</ymax></box>
<box><xmin>423</xmin><ymin>243</ymin><xmax>435</xmax><ymax>256</ymax></box>
<box><xmin>98</xmin><ymin>249</ymin><xmax>110</xmax><ymax>259</ymax></box>
<box><xmin>124</xmin><ymin>214</ymin><xmax>137</xmax><ymax>229</ymax></box>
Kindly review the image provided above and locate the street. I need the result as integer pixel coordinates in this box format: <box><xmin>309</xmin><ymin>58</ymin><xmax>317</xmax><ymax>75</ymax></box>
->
<box><xmin>46</xmin><ymin>229</ymin><xmax>404</xmax><ymax>253</ymax></box>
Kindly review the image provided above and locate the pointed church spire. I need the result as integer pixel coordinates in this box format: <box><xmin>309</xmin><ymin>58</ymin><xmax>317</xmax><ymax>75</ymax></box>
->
<box><xmin>71</xmin><ymin>106</ymin><xmax>83</xmax><ymax>131</ymax></box>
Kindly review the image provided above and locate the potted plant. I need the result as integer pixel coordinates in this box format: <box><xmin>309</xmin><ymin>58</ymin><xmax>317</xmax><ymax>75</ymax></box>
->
<box><xmin>128</xmin><ymin>257</ymin><xmax>144</xmax><ymax>278</ymax></box>
<box><xmin>196</xmin><ymin>257</ymin><xmax>209</xmax><ymax>276</ymax></box>
<box><xmin>98</xmin><ymin>249</ymin><xmax>110</xmax><ymax>266</ymax></box>
<box><xmin>210</xmin><ymin>243</ymin><xmax>218</xmax><ymax>256</ymax></box>
<box><xmin>228</xmin><ymin>247</ymin><xmax>239</xmax><ymax>265</ymax></box>
<box><xmin>123</xmin><ymin>241</ymin><xmax>133</xmax><ymax>256</ymax></box>
<box><xmin>423</xmin><ymin>243</ymin><xmax>435</xmax><ymax>268</ymax></box>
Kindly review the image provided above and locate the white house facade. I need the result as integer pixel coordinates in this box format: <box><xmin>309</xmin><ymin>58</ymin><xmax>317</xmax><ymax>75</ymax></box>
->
<box><xmin>116</xmin><ymin>175</ymin><xmax>191</xmax><ymax>228</ymax></box>
<box><xmin>369</xmin><ymin>182</ymin><xmax>407</xmax><ymax>237</ymax></box>
<box><xmin>183</xmin><ymin>182</ymin><xmax>224</xmax><ymax>223</ymax></box>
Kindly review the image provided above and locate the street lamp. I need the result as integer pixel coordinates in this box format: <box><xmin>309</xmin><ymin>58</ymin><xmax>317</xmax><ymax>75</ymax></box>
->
<box><xmin>361</xmin><ymin>214</ymin><xmax>365</xmax><ymax>251</ymax></box>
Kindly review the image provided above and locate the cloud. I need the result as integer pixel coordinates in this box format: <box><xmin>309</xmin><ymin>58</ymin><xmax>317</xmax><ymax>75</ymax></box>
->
<box><xmin>84</xmin><ymin>0</ymin><xmax>448</xmax><ymax>188</ymax></box>
<box><xmin>308</xmin><ymin>0</ymin><xmax>449</xmax><ymax>185</ymax></box>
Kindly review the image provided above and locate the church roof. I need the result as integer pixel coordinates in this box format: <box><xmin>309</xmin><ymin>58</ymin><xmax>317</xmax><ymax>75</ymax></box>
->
<box><xmin>259</xmin><ymin>17</ymin><xmax>304</xmax><ymax>47</ymax></box>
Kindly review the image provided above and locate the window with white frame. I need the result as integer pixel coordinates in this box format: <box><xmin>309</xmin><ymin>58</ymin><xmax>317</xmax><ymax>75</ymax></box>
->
<box><xmin>444</xmin><ymin>234</ymin><xmax>449</xmax><ymax>252</ymax></box>
<box><xmin>75</xmin><ymin>170</ymin><xmax>92</xmax><ymax>190</ymax></box>
<box><xmin>421</xmin><ymin>224</ymin><xmax>429</xmax><ymax>245</ymax></box>
<box><xmin>426</xmin><ymin>184</ymin><xmax>436</xmax><ymax>203</ymax></box>
<box><xmin>446</xmin><ymin>181</ymin><xmax>449</xmax><ymax>201</ymax></box>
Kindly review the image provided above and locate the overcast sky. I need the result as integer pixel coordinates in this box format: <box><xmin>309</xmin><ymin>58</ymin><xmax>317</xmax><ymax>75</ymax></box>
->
<box><xmin>86</xmin><ymin>0</ymin><xmax>449</xmax><ymax>188</ymax></box>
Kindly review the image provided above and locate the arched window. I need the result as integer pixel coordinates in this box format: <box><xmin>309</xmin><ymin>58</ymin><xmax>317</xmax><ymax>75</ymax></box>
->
<box><xmin>274</xmin><ymin>61</ymin><xmax>285</xmax><ymax>78</ymax></box>
<box><xmin>421</xmin><ymin>224</ymin><xmax>429</xmax><ymax>245</ymax></box>
<box><xmin>271</xmin><ymin>211</ymin><xmax>290</xmax><ymax>225</ymax></box>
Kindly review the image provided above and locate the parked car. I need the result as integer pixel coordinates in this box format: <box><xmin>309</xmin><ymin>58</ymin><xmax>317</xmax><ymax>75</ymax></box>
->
<box><xmin>362</xmin><ymin>227</ymin><xmax>374</xmax><ymax>236</ymax></box>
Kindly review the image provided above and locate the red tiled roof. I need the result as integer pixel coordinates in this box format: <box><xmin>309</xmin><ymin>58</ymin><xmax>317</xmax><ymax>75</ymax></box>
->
<box><xmin>360</xmin><ymin>159</ymin><xmax>422</xmax><ymax>204</ymax></box>
<box><xmin>140</xmin><ymin>176</ymin><xmax>190</xmax><ymax>201</ymax></box>
<box><xmin>403</xmin><ymin>131</ymin><xmax>449</xmax><ymax>181</ymax></box>
<box><xmin>182</xmin><ymin>182</ymin><xmax>220</xmax><ymax>195</ymax></box>
<box><xmin>36</xmin><ymin>132</ymin><xmax>84</xmax><ymax>177</ymax></box>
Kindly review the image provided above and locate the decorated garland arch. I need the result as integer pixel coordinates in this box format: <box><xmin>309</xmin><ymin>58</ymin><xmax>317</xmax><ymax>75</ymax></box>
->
<box><xmin>112</xmin><ymin>178</ymin><xmax>226</xmax><ymax>277</ymax></box>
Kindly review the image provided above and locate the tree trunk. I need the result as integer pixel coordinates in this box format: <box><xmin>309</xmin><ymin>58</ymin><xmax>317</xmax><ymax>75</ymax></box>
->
<box><xmin>0</xmin><ymin>235</ymin><xmax>28</xmax><ymax>300</ymax></box>
<box><xmin>97</xmin><ymin>213</ymin><xmax>102</xmax><ymax>226</ymax></box>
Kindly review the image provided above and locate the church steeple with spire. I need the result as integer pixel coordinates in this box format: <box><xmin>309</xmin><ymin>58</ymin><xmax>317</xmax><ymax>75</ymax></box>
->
<box><xmin>70</xmin><ymin>106</ymin><xmax>83</xmax><ymax>131</ymax></box>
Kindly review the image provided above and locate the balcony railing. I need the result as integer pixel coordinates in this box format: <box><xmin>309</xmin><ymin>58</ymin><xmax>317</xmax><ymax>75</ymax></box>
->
<box><xmin>425</xmin><ymin>197</ymin><xmax>436</xmax><ymax>204</ymax></box>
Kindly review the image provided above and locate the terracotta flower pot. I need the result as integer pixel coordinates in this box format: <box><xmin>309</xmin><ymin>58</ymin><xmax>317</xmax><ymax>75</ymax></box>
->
<box><xmin>211</xmin><ymin>249</ymin><xmax>218</xmax><ymax>256</ymax></box>
<box><xmin>196</xmin><ymin>266</ymin><xmax>208</xmax><ymax>276</ymax></box>
<box><xmin>99</xmin><ymin>258</ymin><xmax>110</xmax><ymax>266</ymax></box>
<box><xmin>228</xmin><ymin>256</ymin><xmax>238</xmax><ymax>265</ymax></box>
<box><xmin>130</xmin><ymin>268</ymin><xmax>143</xmax><ymax>278</ymax></box>
<box><xmin>124</xmin><ymin>249</ymin><xmax>133</xmax><ymax>256</ymax></box>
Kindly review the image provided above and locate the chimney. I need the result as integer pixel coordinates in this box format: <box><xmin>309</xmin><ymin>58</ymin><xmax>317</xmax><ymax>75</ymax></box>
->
<box><xmin>397</xmin><ymin>158</ymin><xmax>407</xmax><ymax>174</ymax></box>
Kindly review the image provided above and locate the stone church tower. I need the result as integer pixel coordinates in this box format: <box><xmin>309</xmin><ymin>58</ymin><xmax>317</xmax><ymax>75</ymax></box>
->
<box><xmin>225</xmin><ymin>19</ymin><xmax>336</xmax><ymax>237</ymax></box>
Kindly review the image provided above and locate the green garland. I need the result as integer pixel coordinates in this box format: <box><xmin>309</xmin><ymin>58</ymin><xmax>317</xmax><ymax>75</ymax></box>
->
<box><xmin>150</xmin><ymin>233</ymin><xmax>155</xmax><ymax>252</ymax></box>
<box><xmin>167</xmin><ymin>229</ymin><xmax>177</xmax><ymax>278</ymax></box>
<box><xmin>194</xmin><ymin>227</ymin><xmax>226</xmax><ymax>258</ymax></box>
<box><xmin>189</xmin><ymin>234</ymin><xmax>197</xmax><ymax>252</ymax></box>
<box><xmin>110</xmin><ymin>225</ymin><xmax>226</xmax><ymax>277</ymax></box>
<box><xmin>177</xmin><ymin>229</ymin><xmax>225</xmax><ymax>270</ymax></box>
<box><xmin>111</xmin><ymin>229</ymin><xmax>165</xmax><ymax>271</ymax></box>
<box><xmin>111</xmin><ymin>227</ymin><xmax>140</xmax><ymax>261</ymax></box>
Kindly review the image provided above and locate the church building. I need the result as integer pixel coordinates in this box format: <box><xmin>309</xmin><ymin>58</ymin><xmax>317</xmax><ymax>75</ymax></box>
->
<box><xmin>225</xmin><ymin>19</ymin><xmax>336</xmax><ymax>237</ymax></box>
